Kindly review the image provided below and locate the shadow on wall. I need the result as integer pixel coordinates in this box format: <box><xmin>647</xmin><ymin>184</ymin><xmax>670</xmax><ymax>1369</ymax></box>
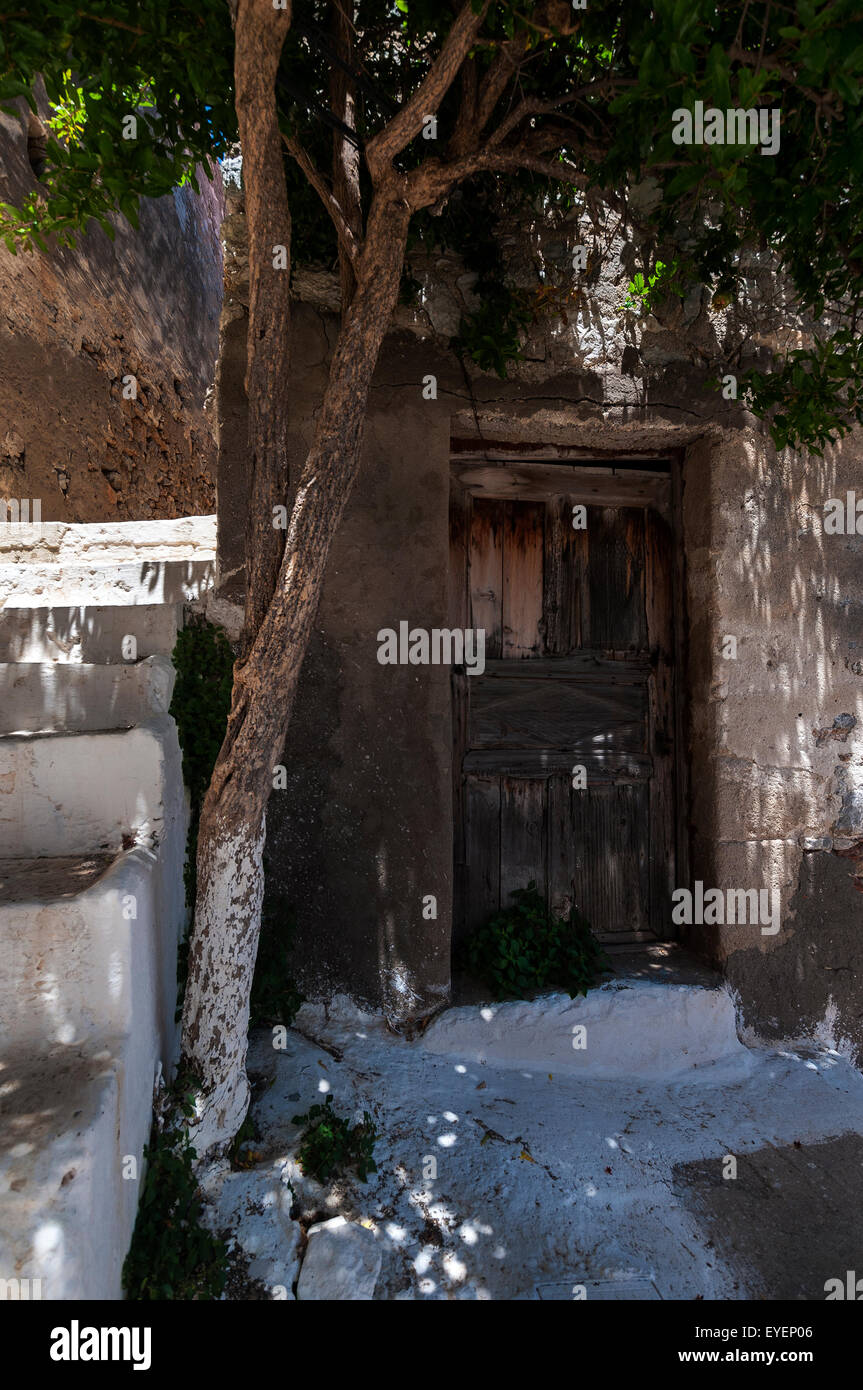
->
<box><xmin>682</xmin><ymin>428</ymin><xmax>863</xmax><ymax>1062</ymax></box>
<box><xmin>262</xmin><ymin>629</ymin><xmax>442</xmax><ymax>1021</ymax></box>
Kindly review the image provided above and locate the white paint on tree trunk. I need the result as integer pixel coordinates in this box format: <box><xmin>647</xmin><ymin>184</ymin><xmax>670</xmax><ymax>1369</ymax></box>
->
<box><xmin>183</xmin><ymin>816</ymin><xmax>267</xmax><ymax>1154</ymax></box>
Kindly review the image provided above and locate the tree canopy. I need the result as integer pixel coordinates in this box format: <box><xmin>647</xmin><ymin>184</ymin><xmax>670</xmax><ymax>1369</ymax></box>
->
<box><xmin>3</xmin><ymin>1</ymin><xmax>863</xmax><ymax>446</ymax></box>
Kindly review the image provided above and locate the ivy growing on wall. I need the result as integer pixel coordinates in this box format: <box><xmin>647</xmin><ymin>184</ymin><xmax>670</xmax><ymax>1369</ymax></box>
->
<box><xmin>169</xmin><ymin>616</ymin><xmax>234</xmax><ymax>1017</ymax></box>
<box><xmin>170</xmin><ymin>617</ymin><xmax>234</xmax><ymax>901</ymax></box>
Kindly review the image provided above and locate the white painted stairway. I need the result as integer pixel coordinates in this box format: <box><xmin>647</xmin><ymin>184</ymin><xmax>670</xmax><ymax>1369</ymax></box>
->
<box><xmin>0</xmin><ymin>517</ymin><xmax>216</xmax><ymax>1299</ymax></box>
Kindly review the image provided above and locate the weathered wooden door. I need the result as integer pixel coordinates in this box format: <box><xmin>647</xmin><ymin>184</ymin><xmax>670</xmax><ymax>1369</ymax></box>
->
<box><xmin>451</xmin><ymin>460</ymin><xmax>678</xmax><ymax>946</ymax></box>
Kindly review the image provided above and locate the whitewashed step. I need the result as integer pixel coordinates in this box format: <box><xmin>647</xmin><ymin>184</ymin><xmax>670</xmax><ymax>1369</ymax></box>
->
<box><xmin>0</xmin><ymin>836</ymin><xmax>187</xmax><ymax>1299</ymax></box>
<box><xmin>0</xmin><ymin>558</ymin><xmax>214</xmax><ymax>608</ymax></box>
<box><xmin>0</xmin><ymin>514</ymin><xmax>216</xmax><ymax>567</ymax></box>
<box><xmin>0</xmin><ymin>716</ymin><xmax>186</xmax><ymax>857</ymax></box>
<box><xmin>0</xmin><ymin>844</ymin><xmax>186</xmax><ymax>1298</ymax></box>
<box><xmin>421</xmin><ymin>979</ymin><xmax>749</xmax><ymax>1079</ymax></box>
<box><xmin>0</xmin><ymin>655</ymin><xmax>174</xmax><ymax>734</ymax></box>
<box><xmin>0</xmin><ymin>1044</ymin><xmax>132</xmax><ymax>1299</ymax></box>
<box><xmin>0</xmin><ymin>602</ymin><xmax>181</xmax><ymax>664</ymax></box>
<box><xmin>0</xmin><ymin>843</ymin><xmax>181</xmax><ymax>1051</ymax></box>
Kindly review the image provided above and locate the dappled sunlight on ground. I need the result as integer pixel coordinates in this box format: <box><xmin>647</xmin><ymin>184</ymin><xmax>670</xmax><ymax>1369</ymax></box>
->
<box><xmin>205</xmin><ymin>991</ymin><xmax>863</xmax><ymax>1301</ymax></box>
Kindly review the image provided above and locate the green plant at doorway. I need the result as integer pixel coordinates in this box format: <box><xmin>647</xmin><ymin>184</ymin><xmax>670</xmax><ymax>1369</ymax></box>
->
<box><xmin>462</xmin><ymin>883</ymin><xmax>610</xmax><ymax>1001</ymax></box>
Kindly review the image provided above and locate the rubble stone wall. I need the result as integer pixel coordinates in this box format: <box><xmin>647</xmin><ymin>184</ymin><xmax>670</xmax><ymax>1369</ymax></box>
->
<box><xmin>0</xmin><ymin>102</ymin><xmax>224</xmax><ymax>522</ymax></box>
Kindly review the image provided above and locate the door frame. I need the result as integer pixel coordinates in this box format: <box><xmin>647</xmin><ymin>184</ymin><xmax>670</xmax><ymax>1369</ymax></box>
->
<box><xmin>449</xmin><ymin>450</ymin><xmax>690</xmax><ymax>947</ymax></box>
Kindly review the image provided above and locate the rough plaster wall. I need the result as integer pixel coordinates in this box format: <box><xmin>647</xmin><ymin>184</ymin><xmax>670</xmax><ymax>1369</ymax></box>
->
<box><xmin>263</xmin><ymin>307</ymin><xmax>453</xmax><ymax>1016</ymax></box>
<box><xmin>219</xmin><ymin>187</ymin><xmax>863</xmax><ymax>1050</ymax></box>
<box><xmin>0</xmin><ymin>100</ymin><xmax>223</xmax><ymax>522</ymax></box>
<box><xmin>684</xmin><ymin>427</ymin><xmax>863</xmax><ymax>1062</ymax></box>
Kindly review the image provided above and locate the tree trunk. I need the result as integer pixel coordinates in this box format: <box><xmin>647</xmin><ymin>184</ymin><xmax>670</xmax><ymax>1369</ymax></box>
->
<box><xmin>181</xmin><ymin>189</ymin><xmax>412</xmax><ymax>1152</ymax></box>
<box><xmin>329</xmin><ymin>0</ymin><xmax>362</xmax><ymax>312</ymax></box>
<box><xmin>233</xmin><ymin>0</ymin><xmax>293</xmax><ymax>645</ymax></box>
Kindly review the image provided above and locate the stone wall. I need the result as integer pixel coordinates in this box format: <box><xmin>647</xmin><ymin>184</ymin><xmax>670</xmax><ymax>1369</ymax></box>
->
<box><xmin>0</xmin><ymin>100</ymin><xmax>224</xmax><ymax>523</ymax></box>
<box><xmin>217</xmin><ymin>190</ymin><xmax>863</xmax><ymax>1058</ymax></box>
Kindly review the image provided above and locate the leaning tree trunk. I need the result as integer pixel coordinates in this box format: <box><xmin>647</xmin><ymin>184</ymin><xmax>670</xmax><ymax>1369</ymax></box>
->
<box><xmin>181</xmin><ymin>191</ymin><xmax>413</xmax><ymax>1152</ymax></box>
<box><xmin>174</xmin><ymin>0</ymin><xmax>292</xmax><ymax>1152</ymax></box>
<box><xmin>233</xmin><ymin>0</ymin><xmax>292</xmax><ymax>644</ymax></box>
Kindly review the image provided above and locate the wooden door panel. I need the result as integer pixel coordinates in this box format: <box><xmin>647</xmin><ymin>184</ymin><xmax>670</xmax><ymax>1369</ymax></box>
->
<box><xmin>464</xmin><ymin>776</ymin><xmax>501</xmax><ymax>933</ymax></box>
<box><xmin>469</xmin><ymin>499</ymin><xmax>504</xmax><ymax>659</ymax></box>
<box><xmin>500</xmin><ymin>777</ymin><xmax>546</xmax><ymax>905</ymax></box>
<box><xmin>583</xmin><ymin>507</ymin><xmax>647</xmax><ymax>651</ymax></box>
<box><xmin>470</xmin><ymin>675</ymin><xmax>647</xmax><ymax>752</ymax></box>
<box><xmin>548</xmin><ymin>778</ymin><xmax>651</xmax><ymax>934</ymax></box>
<box><xmin>454</xmin><ymin>477</ymin><xmax>676</xmax><ymax>946</ymax></box>
<box><xmin>548</xmin><ymin>774</ymin><xmax>579</xmax><ymax>920</ymax></box>
<box><xmin>569</xmin><ymin>783</ymin><xmax>651</xmax><ymax>936</ymax></box>
<box><xmin>502</xmin><ymin>501</ymin><xmax>544</xmax><ymax>658</ymax></box>
<box><xmin>543</xmin><ymin>495</ymin><xmax>586</xmax><ymax>655</ymax></box>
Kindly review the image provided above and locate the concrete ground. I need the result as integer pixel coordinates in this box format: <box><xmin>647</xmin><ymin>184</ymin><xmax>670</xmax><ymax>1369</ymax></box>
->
<box><xmin>201</xmin><ymin>968</ymin><xmax>863</xmax><ymax>1301</ymax></box>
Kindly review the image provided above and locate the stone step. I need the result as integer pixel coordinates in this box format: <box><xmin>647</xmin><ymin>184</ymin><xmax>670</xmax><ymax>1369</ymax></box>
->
<box><xmin>0</xmin><ymin>1046</ymin><xmax>135</xmax><ymax>1299</ymax></box>
<box><xmin>0</xmin><ymin>514</ymin><xmax>216</xmax><ymax>568</ymax></box>
<box><xmin>0</xmin><ymin>1022</ymin><xmax>174</xmax><ymax>1299</ymax></box>
<box><xmin>0</xmin><ymin>558</ymin><xmax>214</xmax><ymax>609</ymax></box>
<box><xmin>0</xmin><ymin>849</ymin><xmax>185</xmax><ymax>1296</ymax></box>
<box><xmin>0</xmin><ymin>843</ymin><xmax>181</xmax><ymax>1052</ymax></box>
<box><xmin>0</xmin><ymin>815</ymin><xmax>187</xmax><ymax>1299</ymax></box>
<box><xmin>421</xmin><ymin>978</ymin><xmax>748</xmax><ymax>1079</ymax></box>
<box><xmin>0</xmin><ymin>716</ymin><xmax>185</xmax><ymax>858</ymax></box>
<box><xmin>0</xmin><ymin>655</ymin><xmax>175</xmax><ymax>734</ymax></box>
<box><xmin>0</xmin><ymin>603</ymin><xmax>181</xmax><ymax>664</ymax></box>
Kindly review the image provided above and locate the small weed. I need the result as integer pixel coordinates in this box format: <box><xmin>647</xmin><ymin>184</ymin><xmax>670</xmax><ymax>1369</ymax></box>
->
<box><xmin>292</xmin><ymin>1095</ymin><xmax>378</xmax><ymax>1184</ymax></box>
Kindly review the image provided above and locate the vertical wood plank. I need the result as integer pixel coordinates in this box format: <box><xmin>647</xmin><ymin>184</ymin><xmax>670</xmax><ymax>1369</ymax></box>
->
<box><xmin>544</xmin><ymin>495</ymin><xmax>583</xmax><ymax>656</ymax></box>
<box><xmin>574</xmin><ymin>510</ymin><xmax>589</xmax><ymax>651</ymax></box>
<box><xmin>449</xmin><ymin>480</ymin><xmax>470</xmax><ymax>634</ymax></box>
<box><xmin>464</xmin><ymin>776</ymin><xmax>501</xmax><ymax>935</ymax></box>
<box><xmin>547</xmin><ymin>773</ymin><xmax>577</xmax><ymax>919</ymax></box>
<box><xmin>500</xmin><ymin>778</ymin><xmax>547</xmax><ymax>906</ymax></box>
<box><xmin>570</xmin><ymin>785</ymin><xmax>650</xmax><ymax>935</ymax></box>
<box><xmin>584</xmin><ymin>507</ymin><xmax>647</xmax><ymax>651</ymax></box>
<box><xmin>469</xmin><ymin>499</ymin><xmax>504</xmax><ymax>659</ymax></box>
<box><xmin>451</xmin><ymin>672</ymin><xmax>469</xmax><ymax>945</ymax></box>
<box><xmin>503</xmin><ymin>501</ymin><xmax>544</xmax><ymax>658</ymax></box>
<box><xmin>645</xmin><ymin>507</ymin><xmax>676</xmax><ymax>935</ymax></box>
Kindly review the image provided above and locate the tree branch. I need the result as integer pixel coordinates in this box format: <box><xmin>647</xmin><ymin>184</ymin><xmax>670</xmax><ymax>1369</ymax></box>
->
<box><xmin>448</xmin><ymin>54</ymin><xmax>479</xmax><ymax>158</ymax></box>
<box><xmin>282</xmin><ymin>132</ymin><xmax>361</xmax><ymax>267</ymax></box>
<box><xmin>330</xmin><ymin>0</ymin><xmax>363</xmax><ymax>308</ymax></box>
<box><xmin>365</xmin><ymin>0</ymin><xmax>490</xmax><ymax>182</ymax></box>
<box><xmin>408</xmin><ymin>141</ymin><xmax>588</xmax><ymax>211</ymax></box>
<box><xmin>474</xmin><ymin>34</ymin><xmax>528</xmax><ymax>135</ymax></box>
